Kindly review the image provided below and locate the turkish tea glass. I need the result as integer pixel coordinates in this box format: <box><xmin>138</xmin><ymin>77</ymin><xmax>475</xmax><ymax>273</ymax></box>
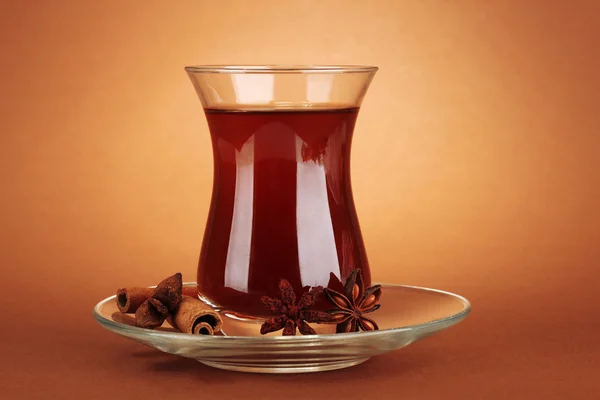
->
<box><xmin>186</xmin><ymin>65</ymin><xmax>378</xmax><ymax>317</ymax></box>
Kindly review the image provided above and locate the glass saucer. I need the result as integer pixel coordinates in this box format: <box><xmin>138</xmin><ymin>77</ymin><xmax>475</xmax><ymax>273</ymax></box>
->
<box><xmin>93</xmin><ymin>282</ymin><xmax>470</xmax><ymax>374</ymax></box>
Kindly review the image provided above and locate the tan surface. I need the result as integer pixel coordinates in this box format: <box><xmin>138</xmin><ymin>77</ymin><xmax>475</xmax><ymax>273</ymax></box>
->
<box><xmin>1</xmin><ymin>1</ymin><xmax>599</xmax><ymax>398</ymax></box>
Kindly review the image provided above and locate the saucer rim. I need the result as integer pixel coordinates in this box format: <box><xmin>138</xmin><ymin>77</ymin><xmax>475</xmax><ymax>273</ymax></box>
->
<box><xmin>93</xmin><ymin>282</ymin><xmax>471</xmax><ymax>343</ymax></box>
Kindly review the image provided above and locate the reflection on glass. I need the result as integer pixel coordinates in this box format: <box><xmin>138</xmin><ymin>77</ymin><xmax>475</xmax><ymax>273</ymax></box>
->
<box><xmin>232</xmin><ymin>74</ymin><xmax>275</xmax><ymax>104</ymax></box>
<box><xmin>224</xmin><ymin>136</ymin><xmax>254</xmax><ymax>292</ymax></box>
<box><xmin>295</xmin><ymin>135</ymin><xmax>340</xmax><ymax>287</ymax></box>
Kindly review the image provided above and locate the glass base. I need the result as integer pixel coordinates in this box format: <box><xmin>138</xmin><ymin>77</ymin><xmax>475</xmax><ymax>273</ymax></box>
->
<box><xmin>199</xmin><ymin>357</ymin><xmax>370</xmax><ymax>374</ymax></box>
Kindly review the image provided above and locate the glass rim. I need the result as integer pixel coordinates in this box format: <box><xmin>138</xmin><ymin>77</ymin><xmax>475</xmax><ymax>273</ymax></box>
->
<box><xmin>184</xmin><ymin>64</ymin><xmax>379</xmax><ymax>74</ymax></box>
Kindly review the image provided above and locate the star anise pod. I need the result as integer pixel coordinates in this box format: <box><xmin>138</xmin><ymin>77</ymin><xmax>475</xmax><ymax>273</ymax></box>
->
<box><xmin>260</xmin><ymin>279</ymin><xmax>332</xmax><ymax>336</ymax></box>
<box><xmin>324</xmin><ymin>269</ymin><xmax>382</xmax><ymax>333</ymax></box>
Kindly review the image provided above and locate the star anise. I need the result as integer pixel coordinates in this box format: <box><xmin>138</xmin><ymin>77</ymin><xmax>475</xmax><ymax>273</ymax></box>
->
<box><xmin>324</xmin><ymin>269</ymin><xmax>382</xmax><ymax>333</ymax></box>
<box><xmin>260</xmin><ymin>279</ymin><xmax>332</xmax><ymax>336</ymax></box>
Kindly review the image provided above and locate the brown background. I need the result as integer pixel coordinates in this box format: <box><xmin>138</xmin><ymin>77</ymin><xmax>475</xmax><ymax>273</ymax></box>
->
<box><xmin>1</xmin><ymin>0</ymin><xmax>599</xmax><ymax>399</ymax></box>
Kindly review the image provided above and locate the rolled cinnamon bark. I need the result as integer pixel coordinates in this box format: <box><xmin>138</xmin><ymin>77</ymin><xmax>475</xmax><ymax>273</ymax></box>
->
<box><xmin>135</xmin><ymin>298</ymin><xmax>169</xmax><ymax>329</ymax></box>
<box><xmin>116</xmin><ymin>287</ymin><xmax>154</xmax><ymax>313</ymax></box>
<box><xmin>170</xmin><ymin>296</ymin><xmax>223</xmax><ymax>334</ymax></box>
<box><xmin>193</xmin><ymin>322</ymin><xmax>214</xmax><ymax>335</ymax></box>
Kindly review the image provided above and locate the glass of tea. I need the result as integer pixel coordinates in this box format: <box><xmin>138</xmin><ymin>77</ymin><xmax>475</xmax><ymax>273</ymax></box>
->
<box><xmin>186</xmin><ymin>65</ymin><xmax>378</xmax><ymax>317</ymax></box>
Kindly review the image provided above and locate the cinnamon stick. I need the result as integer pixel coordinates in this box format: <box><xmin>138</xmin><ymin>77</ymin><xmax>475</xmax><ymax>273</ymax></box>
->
<box><xmin>117</xmin><ymin>274</ymin><xmax>214</xmax><ymax>333</ymax></box>
<box><xmin>192</xmin><ymin>322</ymin><xmax>214</xmax><ymax>335</ymax></box>
<box><xmin>116</xmin><ymin>287</ymin><xmax>154</xmax><ymax>313</ymax></box>
<box><xmin>170</xmin><ymin>296</ymin><xmax>223</xmax><ymax>334</ymax></box>
<box><xmin>135</xmin><ymin>298</ymin><xmax>169</xmax><ymax>329</ymax></box>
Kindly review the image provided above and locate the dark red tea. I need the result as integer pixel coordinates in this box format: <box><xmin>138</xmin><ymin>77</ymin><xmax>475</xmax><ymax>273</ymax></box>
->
<box><xmin>197</xmin><ymin>107</ymin><xmax>371</xmax><ymax>316</ymax></box>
